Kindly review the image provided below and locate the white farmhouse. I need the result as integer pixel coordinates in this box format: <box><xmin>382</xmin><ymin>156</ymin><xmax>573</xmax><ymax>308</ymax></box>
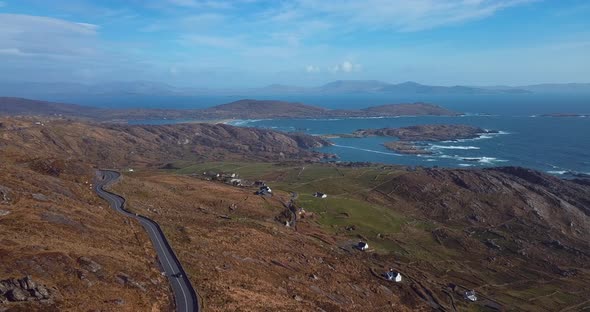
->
<box><xmin>385</xmin><ymin>270</ymin><xmax>402</xmax><ymax>283</ymax></box>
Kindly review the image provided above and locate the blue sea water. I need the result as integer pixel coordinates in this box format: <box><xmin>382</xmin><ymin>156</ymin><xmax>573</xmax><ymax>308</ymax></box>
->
<box><xmin>78</xmin><ymin>92</ymin><xmax>589</xmax><ymax>176</ymax></box>
<box><xmin>233</xmin><ymin>115</ymin><xmax>590</xmax><ymax>176</ymax></box>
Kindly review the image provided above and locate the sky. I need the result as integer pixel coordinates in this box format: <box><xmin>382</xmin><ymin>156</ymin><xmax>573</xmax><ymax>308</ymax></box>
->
<box><xmin>0</xmin><ymin>0</ymin><xmax>589</xmax><ymax>87</ymax></box>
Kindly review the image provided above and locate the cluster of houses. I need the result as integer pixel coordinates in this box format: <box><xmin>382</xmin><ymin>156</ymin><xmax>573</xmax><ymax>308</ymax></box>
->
<box><xmin>202</xmin><ymin>171</ymin><xmax>243</xmax><ymax>186</ymax></box>
<box><xmin>356</xmin><ymin>240</ymin><xmax>478</xmax><ymax>302</ymax></box>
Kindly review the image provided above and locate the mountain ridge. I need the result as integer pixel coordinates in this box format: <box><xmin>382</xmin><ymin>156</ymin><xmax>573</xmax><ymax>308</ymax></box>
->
<box><xmin>2</xmin><ymin>80</ymin><xmax>590</xmax><ymax>98</ymax></box>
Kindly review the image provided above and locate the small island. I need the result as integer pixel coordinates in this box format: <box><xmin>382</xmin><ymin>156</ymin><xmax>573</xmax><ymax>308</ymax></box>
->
<box><xmin>352</xmin><ymin>124</ymin><xmax>496</xmax><ymax>141</ymax></box>
<box><xmin>325</xmin><ymin>124</ymin><xmax>497</xmax><ymax>155</ymax></box>
<box><xmin>383</xmin><ymin>141</ymin><xmax>433</xmax><ymax>155</ymax></box>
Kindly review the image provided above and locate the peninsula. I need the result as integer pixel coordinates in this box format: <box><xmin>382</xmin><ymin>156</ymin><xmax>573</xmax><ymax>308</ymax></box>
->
<box><xmin>0</xmin><ymin>97</ymin><xmax>460</xmax><ymax>122</ymax></box>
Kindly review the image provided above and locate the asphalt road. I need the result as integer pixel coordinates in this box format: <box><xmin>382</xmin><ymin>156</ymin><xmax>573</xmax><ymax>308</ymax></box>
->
<box><xmin>94</xmin><ymin>170</ymin><xmax>199</xmax><ymax>312</ymax></box>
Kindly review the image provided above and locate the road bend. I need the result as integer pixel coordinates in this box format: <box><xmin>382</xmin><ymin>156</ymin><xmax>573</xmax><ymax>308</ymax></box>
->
<box><xmin>94</xmin><ymin>170</ymin><xmax>200</xmax><ymax>312</ymax></box>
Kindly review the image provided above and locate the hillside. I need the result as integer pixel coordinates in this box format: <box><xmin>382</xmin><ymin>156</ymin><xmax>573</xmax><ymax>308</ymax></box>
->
<box><xmin>0</xmin><ymin>117</ymin><xmax>330</xmax><ymax>167</ymax></box>
<box><xmin>0</xmin><ymin>97</ymin><xmax>460</xmax><ymax>122</ymax></box>
<box><xmin>1</xmin><ymin>116</ymin><xmax>590</xmax><ymax>311</ymax></box>
<box><xmin>0</xmin><ymin>97</ymin><xmax>102</xmax><ymax>118</ymax></box>
<box><xmin>359</xmin><ymin>103</ymin><xmax>459</xmax><ymax>116</ymax></box>
<box><xmin>200</xmin><ymin>99</ymin><xmax>328</xmax><ymax>119</ymax></box>
<box><xmin>119</xmin><ymin>161</ymin><xmax>590</xmax><ymax>311</ymax></box>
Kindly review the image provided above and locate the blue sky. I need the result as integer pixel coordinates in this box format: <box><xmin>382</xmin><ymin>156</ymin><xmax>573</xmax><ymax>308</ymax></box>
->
<box><xmin>0</xmin><ymin>0</ymin><xmax>589</xmax><ymax>87</ymax></box>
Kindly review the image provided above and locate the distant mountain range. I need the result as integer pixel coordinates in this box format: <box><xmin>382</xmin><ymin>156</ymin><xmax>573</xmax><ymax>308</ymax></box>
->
<box><xmin>1</xmin><ymin>80</ymin><xmax>589</xmax><ymax>98</ymax></box>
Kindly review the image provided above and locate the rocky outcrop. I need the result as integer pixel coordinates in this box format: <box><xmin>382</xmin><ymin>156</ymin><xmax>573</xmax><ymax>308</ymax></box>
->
<box><xmin>0</xmin><ymin>276</ymin><xmax>54</xmax><ymax>303</ymax></box>
<box><xmin>0</xmin><ymin>185</ymin><xmax>12</xmax><ymax>204</ymax></box>
<box><xmin>77</xmin><ymin>257</ymin><xmax>102</xmax><ymax>273</ymax></box>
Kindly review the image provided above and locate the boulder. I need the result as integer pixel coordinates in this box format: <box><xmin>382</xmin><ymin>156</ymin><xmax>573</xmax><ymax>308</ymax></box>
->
<box><xmin>78</xmin><ymin>256</ymin><xmax>102</xmax><ymax>273</ymax></box>
<box><xmin>6</xmin><ymin>288</ymin><xmax>27</xmax><ymax>301</ymax></box>
<box><xmin>32</xmin><ymin>193</ymin><xmax>49</xmax><ymax>202</ymax></box>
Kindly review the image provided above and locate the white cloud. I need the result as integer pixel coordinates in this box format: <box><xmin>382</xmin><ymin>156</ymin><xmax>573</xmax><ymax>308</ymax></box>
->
<box><xmin>290</xmin><ymin>0</ymin><xmax>535</xmax><ymax>31</ymax></box>
<box><xmin>0</xmin><ymin>14</ymin><xmax>99</xmax><ymax>57</ymax></box>
<box><xmin>331</xmin><ymin>61</ymin><xmax>361</xmax><ymax>73</ymax></box>
<box><xmin>305</xmin><ymin>65</ymin><xmax>320</xmax><ymax>73</ymax></box>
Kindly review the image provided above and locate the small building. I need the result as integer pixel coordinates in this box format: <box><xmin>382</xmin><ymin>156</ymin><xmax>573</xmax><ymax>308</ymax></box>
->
<box><xmin>203</xmin><ymin>171</ymin><xmax>217</xmax><ymax>178</ymax></box>
<box><xmin>256</xmin><ymin>188</ymin><xmax>271</xmax><ymax>196</ymax></box>
<box><xmin>357</xmin><ymin>241</ymin><xmax>369</xmax><ymax>251</ymax></box>
<box><xmin>217</xmin><ymin>172</ymin><xmax>237</xmax><ymax>179</ymax></box>
<box><xmin>230</xmin><ymin>178</ymin><xmax>242</xmax><ymax>186</ymax></box>
<box><xmin>385</xmin><ymin>270</ymin><xmax>402</xmax><ymax>282</ymax></box>
<box><xmin>313</xmin><ymin>192</ymin><xmax>327</xmax><ymax>199</ymax></box>
<box><xmin>464</xmin><ymin>290</ymin><xmax>477</xmax><ymax>302</ymax></box>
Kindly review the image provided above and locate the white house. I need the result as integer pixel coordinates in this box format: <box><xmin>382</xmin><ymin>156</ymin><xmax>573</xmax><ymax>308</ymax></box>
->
<box><xmin>464</xmin><ymin>290</ymin><xmax>478</xmax><ymax>302</ymax></box>
<box><xmin>385</xmin><ymin>270</ymin><xmax>402</xmax><ymax>283</ymax></box>
<box><xmin>313</xmin><ymin>192</ymin><xmax>327</xmax><ymax>198</ymax></box>
<box><xmin>357</xmin><ymin>241</ymin><xmax>369</xmax><ymax>251</ymax></box>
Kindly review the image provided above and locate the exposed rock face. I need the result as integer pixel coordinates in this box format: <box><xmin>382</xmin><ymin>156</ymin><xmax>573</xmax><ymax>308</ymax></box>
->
<box><xmin>373</xmin><ymin>167</ymin><xmax>590</xmax><ymax>261</ymax></box>
<box><xmin>0</xmin><ymin>276</ymin><xmax>54</xmax><ymax>303</ymax></box>
<box><xmin>77</xmin><ymin>257</ymin><xmax>102</xmax><ymax>273</ymax></box>
<box><xmin>32</xmin><ymin>193</ymin><xmax>49</xmax><ymax>202</ymax></box>
<box><xmin>353</xmin><ymin>124</ymin><xmax>493</xmax><ymax>141</ymax></box>
<box><xmin>0</xmin><ymin>185</ymin><xmax>13</xmax><ymax>203</ymax></box>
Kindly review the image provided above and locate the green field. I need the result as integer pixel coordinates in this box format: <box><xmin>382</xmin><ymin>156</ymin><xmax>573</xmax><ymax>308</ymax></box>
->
<box><xmin>164</xmin><ymin>161</ymin><xmax>590</xmax><ymax>311</ymax></box>
<box><xmin>169</xmin><ymin>162</ymin><xmax>413</xmax><ymax>251</ymax></box>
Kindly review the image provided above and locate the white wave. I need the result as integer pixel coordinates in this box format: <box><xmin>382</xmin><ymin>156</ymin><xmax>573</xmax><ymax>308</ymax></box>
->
<box><xmin>332</xmin><ymin>144</ymin><xmax>402</xmax><ymax>156</ymax></box>
<box><xmin>430</xmin><ymin>145</ymin><xmax>480</xmax><ymax>150</ymax></box>
<box><xmin>547</xmin><ymin>170</ymin><xmax>567</xmax><ymax>175</ymax></box>
<box><xmin>470</xmin><ymin>157</ymin><xmax>508</xmax><ymax>164</ymax></box>
<box><xmin>425</xmin><ymin>158</ymin><xmax>436</xmax><ymax>162</ymax></box>
<box><xmin>227</xmin><ymin>119</ymin><xmax>263</xmax><ymax>126</ymax></box>
<box><xmin>444</xmin><ymin>130</ymin><xmax>509</xmax><ymax>143</ymax></box>
<box><xmin>459</xmin><ymin>164</ymin><xmax>474</xmax><ymax>167</ymax></box>
<box><xmin>436</xmin><ymin>154</ymin><xmax>508</xmax><ymax>164</ymax></box>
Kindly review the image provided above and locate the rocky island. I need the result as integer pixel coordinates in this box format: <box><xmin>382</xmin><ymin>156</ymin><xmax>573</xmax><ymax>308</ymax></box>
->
<box><xmin>352</xmin><ymin>124</ymin><xmax>495</xmax><ymax>141</ymax></box>
<box><xmin>382</xmin><ymin>141</ymin><xmax>433</xmax><ymax>155</ymax></box>
<box><xmin>326</xmin><ymin>124</ymin><xmax>496</xmax><ymax>154</ymax></box>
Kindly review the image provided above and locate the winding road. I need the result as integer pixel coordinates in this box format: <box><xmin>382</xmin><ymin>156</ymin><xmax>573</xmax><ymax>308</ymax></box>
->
<box><xmin>94</xmin><ymin>170</ymin><xmax>200</xmax><ymax>312</ymax></box>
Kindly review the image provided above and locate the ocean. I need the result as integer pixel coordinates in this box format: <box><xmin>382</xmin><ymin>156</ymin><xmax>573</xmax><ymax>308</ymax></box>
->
<box><xmin>70</xmin><ymin>92</ymin><xmax>589</xmax><ymax>177</ymax></box>
<box><xmin>234</xmin><ymin>115</ymin><xmax>590</xmax><ymax>177</ymax></box>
